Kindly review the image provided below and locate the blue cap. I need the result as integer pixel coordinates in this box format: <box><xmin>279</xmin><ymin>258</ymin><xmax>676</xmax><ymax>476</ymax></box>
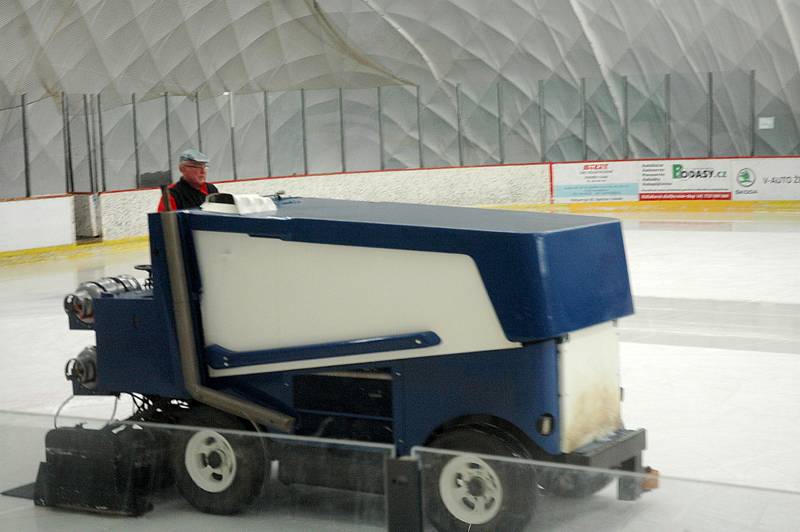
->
<box><xmin>178</xmin><ymin>148</ymin><xmax>209</xmax><ymax>164</ymax></box>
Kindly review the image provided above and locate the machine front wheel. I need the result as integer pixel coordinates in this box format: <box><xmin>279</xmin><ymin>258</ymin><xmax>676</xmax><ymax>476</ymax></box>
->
<box><xmin>172</xmin><ymin>407</ymin><xmax>266</xmax><ymax>514</ymax></box>
<box><xmin>424</xmin><ymin>426</ymin><xmax>537</xmax><ymax>532</ymax></box>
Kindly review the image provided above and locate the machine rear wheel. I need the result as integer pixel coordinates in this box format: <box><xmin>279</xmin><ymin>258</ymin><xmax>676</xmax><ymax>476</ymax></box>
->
<box><xmin>424</xmin><ymin>426</ymin><xmax>537</xmax><ymax>532</ymax></box>
<box><xmin>172</xmin><ymin>407</ymin><xmax>266</xmax><ymax>514</ymax></box>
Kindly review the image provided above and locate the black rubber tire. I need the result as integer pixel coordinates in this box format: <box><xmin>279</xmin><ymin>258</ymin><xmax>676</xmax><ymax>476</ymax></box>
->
<box><xmin>538</xmin><ymin>469</ymin><xmax>614</xmax><ymax>498</ymax></box>
<box><xmin>171</xmin><ymin>406</ymin><xmax>267</xmax><ymax>515</ymax></box>
<box><xmin>423</xmin><ymin>426</ymin><xmax>537</xmax><ymax>532</ymax></box>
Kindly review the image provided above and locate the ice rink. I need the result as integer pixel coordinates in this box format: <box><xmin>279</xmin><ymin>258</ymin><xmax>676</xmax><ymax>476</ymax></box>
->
<box><xmin>1</xmin><ymin>204</ymin><xmax>799</xmax><ymax>529</ymax></box>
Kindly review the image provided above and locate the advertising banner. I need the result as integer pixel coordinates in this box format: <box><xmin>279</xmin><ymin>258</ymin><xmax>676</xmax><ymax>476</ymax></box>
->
<box><xmin>552</xmin><ymin>159</ymin><xmax>735</xmax><ymax>203</ymax></box>
<box><xmin>638</xmin><ymin>159</ymin><xmax>731</xmax><ymax>200</ymax></box>
<box><xmin>552</xmin><ymin>161</ymin><xmax>639</xmax><ymax>203</ymax></box>
<box><xmin>730</xmin><ymin>159</ymin><xmax>800</xmax><ymax>201</ymax></box>
<box><xmin>549</xmin><ymin>156</ymin><xmax>800</xmax><ymax>203</ymax></box>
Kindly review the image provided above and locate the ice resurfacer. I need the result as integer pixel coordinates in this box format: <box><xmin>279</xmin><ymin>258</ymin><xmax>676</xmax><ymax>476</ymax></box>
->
<box><xmin>39</xmin><ymin>194</ymin><xmax>651</xmax><ymax>531</ymax></box>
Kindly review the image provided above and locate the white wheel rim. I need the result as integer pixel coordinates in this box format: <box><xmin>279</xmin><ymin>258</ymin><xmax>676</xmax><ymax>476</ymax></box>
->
<box><xmin>184</xmin><ymin>429</ymin><xmax>237</xmax><ymax>493</ymax></box>
<box><xmin>438</xmin><ymin>454</ymin><xmax>503</xmax><ymax>525</ymax></box>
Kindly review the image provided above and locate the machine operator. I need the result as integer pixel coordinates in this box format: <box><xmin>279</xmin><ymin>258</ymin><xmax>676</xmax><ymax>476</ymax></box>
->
<box><xmin>156</xmin><ymin>148</ymin><xmax>219</xmax><ymax>211</ymax></box>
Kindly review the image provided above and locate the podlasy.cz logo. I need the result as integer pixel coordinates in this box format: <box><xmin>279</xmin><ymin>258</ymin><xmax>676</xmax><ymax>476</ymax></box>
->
<box><xmin>736</xmin><ymin>168</ymin><xmax>755</xmax><ymax>187</ymax></box>
<box><xmin>672</xmin><ymin>164</ymin><xmax>727</xmax><ymax>179</ymax></box>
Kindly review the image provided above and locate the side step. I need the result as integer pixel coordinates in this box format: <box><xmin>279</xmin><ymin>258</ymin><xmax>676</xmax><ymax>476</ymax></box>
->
<box><xmin>562</xmin><ymin>428</ymin><xmax>651</xmax><ymax>501</ymax></box>
<box><xmin>563</xmin><ymin>428</ymin><xmax>646</xmax><ymax>470</ymax></box>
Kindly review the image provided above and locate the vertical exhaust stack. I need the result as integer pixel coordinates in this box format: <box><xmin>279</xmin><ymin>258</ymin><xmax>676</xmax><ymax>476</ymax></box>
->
<box><xmin>158</xmin><ymin>209</ymin><xmax>295</xmax><ymax>433</ymax></box>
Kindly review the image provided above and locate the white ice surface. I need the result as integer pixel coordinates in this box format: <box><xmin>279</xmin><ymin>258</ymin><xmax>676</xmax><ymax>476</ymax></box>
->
<box><xmin>621</xmin><ymin>219</ymin><xmax>800</xmax><ymax>492</ymax></box>
<box><xmin>624</xmin><ymin>228</ymin><xmax>800</xmax><ymax>304</ymax></box>
<box><xmin>620</xmin><ymin>342</ymin><xmax>800</xmax><ymax>492</ymax></box>
<box><xmin>0</xmin><ymin>215</ymin><xmax>799</xmax><ymax>497</ymax></box>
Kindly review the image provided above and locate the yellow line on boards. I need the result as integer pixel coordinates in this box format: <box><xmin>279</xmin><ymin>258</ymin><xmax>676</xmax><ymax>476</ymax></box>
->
<box><xmin>0</xmin><ymin>236</ymin><xmax>149</xmax><ymax>265</ymax></box>
<box><xmin>488</xmin><ymin>200</ymin><xmax>800</xmax><ymax>214</ymax></box>
<box><xmin>487</xmin><ymin>200</ymin><xmax>800</xmax><ymax>217</ymax></box>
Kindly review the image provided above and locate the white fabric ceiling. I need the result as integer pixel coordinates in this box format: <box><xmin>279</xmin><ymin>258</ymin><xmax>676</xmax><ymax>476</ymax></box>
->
<box><xmin>2</xmin><ymin>0</ymin><xmax>799</xmax><ymax>106</ymax></box>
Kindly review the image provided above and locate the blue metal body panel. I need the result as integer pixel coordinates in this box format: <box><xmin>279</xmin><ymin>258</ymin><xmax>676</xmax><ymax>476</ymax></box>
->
<box><xmin>92</xmin><ymin>292</ymin><xmax>188</xmax><ymax>398</ymax></box>
<box><xmin>395</xmin><ymin>342</ymin><xmax>561</xmax><ymax>456</ymax></box>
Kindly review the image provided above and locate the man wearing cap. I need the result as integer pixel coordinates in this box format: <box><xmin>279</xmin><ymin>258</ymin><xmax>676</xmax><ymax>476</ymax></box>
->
<box><xmin>156</xmin><ymin>148</ymin><xmax>219</xmax><ymax>211</ymax></box>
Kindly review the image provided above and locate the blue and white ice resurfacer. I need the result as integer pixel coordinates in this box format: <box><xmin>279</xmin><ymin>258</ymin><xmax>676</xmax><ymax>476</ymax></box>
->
<box><xmin>41</xmin><ymin>194</ymin><xmax>652</xmax><ymax>531</ymax></box>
